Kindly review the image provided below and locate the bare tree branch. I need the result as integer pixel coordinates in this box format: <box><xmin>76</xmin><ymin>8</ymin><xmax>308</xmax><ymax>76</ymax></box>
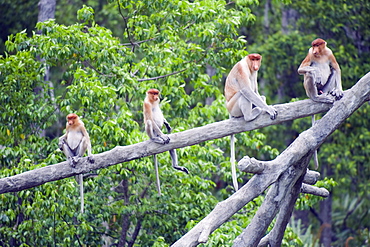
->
<box><xmin>301</xmin><ymin>183</ymin><xmax>329</xmax><ymax>197</ymax></box>
<box><xmin>137</xmin><ymin>67</ymin><xmax>188</xmax><ymax>82</ymax></box>
<box><xmin>0</xmin><ymin>97</ymin><xmax>333</xmax><ymax>194</ymax></box>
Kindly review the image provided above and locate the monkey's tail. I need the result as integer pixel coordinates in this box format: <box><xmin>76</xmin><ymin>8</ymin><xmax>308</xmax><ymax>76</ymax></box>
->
<box><xmin>79</xmin><ymin>174</ymin><xmax>84</xmax><ymax>214</ymax></box>
<box><xmin>153</xmin><ymin>154</ymin><xmax>161</xmax><ymax>196</ymax></box>
<box><xmin>312</xmin><ymin>115</ymin><xmax>319</xmax><ymax>169</ymax></box>
<box><xmin>230</xmin><ymin>134</ymin><xmax>239</xmax><ymax>191</ymax></box>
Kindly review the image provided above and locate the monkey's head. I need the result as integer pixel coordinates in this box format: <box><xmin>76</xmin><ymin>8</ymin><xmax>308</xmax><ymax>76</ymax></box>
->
<box><xmin>311</xmin><ymin>38</ymin><xmax>326</xmax><ymax>57</ymax></box>
<box><xmin>66</xmin><ymin>113</ymin><xmax>79</xmax><ymax>126</ymax></box>
<box><xmin>147</xmin><ymin>89</ymin><xmax>160</xmax><ymax>102</ymax></box>
<box><xmin>247</xmin><ymin>53</ymin><xmax>262</xmax><ymax>71</ymax></box>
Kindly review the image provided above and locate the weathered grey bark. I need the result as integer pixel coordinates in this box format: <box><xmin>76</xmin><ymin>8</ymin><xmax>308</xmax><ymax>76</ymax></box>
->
<box><xmin>0</xmin><ymin>98</ymin><xmax>333</xmax><ymax>194</ymax></box>
<box><xmin>257</xmin><ymin>168</ymin><xmax>305</xmax><ymax>247</ymax></box>
<box><xmin>171</xmin><ymin>72</ymin><xmax>370</xmax><ymax>247</ymax></box>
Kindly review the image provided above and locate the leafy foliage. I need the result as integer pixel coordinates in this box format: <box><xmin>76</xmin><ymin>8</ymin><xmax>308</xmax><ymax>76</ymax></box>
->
<box><xmin>0</xmin><ymin>2</ymin><xmax>278</xmax><ymax>246</ymax></box>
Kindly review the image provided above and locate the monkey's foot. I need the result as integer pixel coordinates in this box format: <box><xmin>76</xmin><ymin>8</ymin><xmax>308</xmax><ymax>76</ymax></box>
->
<box><xmin>243</xmin><ymin>108</ymin><xmax>261</xmax><ymax>122</ymax></box>
<box><xmin>330</xmin><ymin>89</ymin><xmax>344</xmax><ymax>100</ymax></box>
<box><xmin>69</xmin><ymin>156</ymin><xmax>80</xmax><ymax>168</ymax></box>
<box><xmin>152</xmin><ymin>136</ymin><xmax>170</xmax><ymax>144</ymax></box>
<box><xmin>88</xmin><ymin>156</ymin><xmax>95</xmax><ymax>163</ymax></box>
<box><xmin>68</xmin><ymin>157</ymin><xmax>77</xmax><ymax>168</ymax></box>
<box><xmin>173</xmin><ymin>166</ymin><xmax>189</xmax><ymax>174</ymax></box>
<box><xmin>312</xmin><ymin>96</ymin><xmax>335</xmax><ymax>104</ymax></box>
<box><xmin>266</xmin><ymin>106</ymin><xmax>278</xmax><ymax>120</ymax></box>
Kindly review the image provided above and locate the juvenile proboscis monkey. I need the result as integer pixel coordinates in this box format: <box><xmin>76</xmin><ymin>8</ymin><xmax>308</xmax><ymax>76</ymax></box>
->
<box><xmin>225</xmin><ymin>53</ymin><xmax>277</xmax><ymax>191</ymax></box>
<box><xmin>298</xmin><ymin>38</ymin><xmax>343</xmax><ymax>169</ymax></box>
<box><xmin>59</xmin><ymin>113</ymin><xmax>94</xmax><ymax>213</ymax></box>
<box><xmin>144</xmin><ymin>89</ymin><xmax>189</xmax><ymax>195</ymax></box>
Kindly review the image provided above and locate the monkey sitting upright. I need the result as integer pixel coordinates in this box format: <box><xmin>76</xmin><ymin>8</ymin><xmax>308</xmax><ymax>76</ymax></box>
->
<box><xmin>59</xmin><ymin>113</ymin><xmax>94</xmax><ymax>213</ymax></box>
<box><xmin>298</xmin><ymin>38</ymin><xmax>343</xmax><ymax>103</ymax></box>
<box><xmin>298</xmin><ymin>38</ymin><xmax>343</xmax><ymax>169</ymax></box>
<box><xmin>224</xmin><ymin>54</ymin><xmax>278</xmax><ymax>190</ymax></box>
<box><xmin>143</xmin><ymin>89</ymin><xmax>188</xmax><ymax>195</ymax></box>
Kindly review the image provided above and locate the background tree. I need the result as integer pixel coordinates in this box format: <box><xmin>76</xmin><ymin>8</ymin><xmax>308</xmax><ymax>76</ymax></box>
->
<box><xmin>0</xmin><ymin>1</ymin><xmax>277</xmax><ymax>246</ymax></box>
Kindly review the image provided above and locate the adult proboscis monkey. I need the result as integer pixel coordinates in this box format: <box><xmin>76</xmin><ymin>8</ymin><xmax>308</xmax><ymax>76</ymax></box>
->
<box><xmin>143</xmin><ymin>89</ymin><xmax>189</xmax><ymax>195</ymax></box>
<box><xmin>225</xmin><ymin>53</ymin><xmax>277</xmax><ymax>190</ymax></box>
<box><xmin>59</xmin><ymin>113</ymin><xmax>94</xmax><ymax>213</ymax></box>
<box><xmin>298</xmin><ymin>38</ymin><xmax>343</xmax><ymax>169</ymax></box>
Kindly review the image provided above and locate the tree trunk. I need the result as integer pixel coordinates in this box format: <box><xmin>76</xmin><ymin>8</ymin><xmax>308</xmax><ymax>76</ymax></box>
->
<box><xmin>37</xmin><ymin>0</ymin><xmax>58</xmax><ymax>136</ymax></box>
<box><xmin>319</xmin><ymin>164</ymin><xmax>333</xmax><ymax>246</ymax></box>
<box><xmin>281</xmin><ymin>6</ymin><xmax>298</xmax><ymax>35</ymax></box>
<box><xmin>38</xmin><ymin>0</ymin><xmax>56</xmax><ymax>22</ymax></box>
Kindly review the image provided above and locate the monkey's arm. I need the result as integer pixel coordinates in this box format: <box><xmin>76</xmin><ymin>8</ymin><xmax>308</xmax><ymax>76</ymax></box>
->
<box><xmin>240</xmin><ymin>88</ymin><xmax>277</xmax><ymax>120</ymax></box>
<box><xmin>58</xmin><ymin>133</ymin><xmax>67</xmax><ymax>151</ymax></box>
<box><xmin>144</xmin><ymin>102</ymin><xmax>170</xmax><ymax>144</ymax></box>
<box><xmin>329</xmin><ymin>54</ymin><xmax>342</xmax><ymax>89</ymax></box>
<box><xmin>144</xmin><ymin>102</ymin><xmax>165</xmax><ymax>136</ymax></box>
<box><xmin>59</xmin><ymin>135</ymin><xmax>78</xmax><ymax>167</ymax></box>
<box><xmin>298</xmin><ymin>53</ymin><xmax>313</xmax><ymax>74</ymax></box>
<box><xmin>80</xmin><ymin>126</ymin><xmax>94</xmax><ymax>163</ymax></box>
<box><xmin>80</xmin><ymin>125</ymin><xmax>92</xmax><ymax>156</ymax></box>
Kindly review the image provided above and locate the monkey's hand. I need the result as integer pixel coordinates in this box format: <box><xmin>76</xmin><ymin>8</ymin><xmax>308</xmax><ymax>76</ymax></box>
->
<box><xmin>266</xmin><ymin>106</ymin><xmax>278</xmax><ymax>120</ymax></box>
<box><xmin>330</xmin><ymin>89</ymin><xmax>344</xmax><ymax>100</ymax></box>
<box><xmin>68</xmin><ymin>157</ymin><xmax>78</xmax><ymax>168</ymax></box>
<box><xmin>88</xmin><ymin>155</ymin><xmax>95</xmax><ymax>163</ymax></box>
<box><xmin>298</xmin><ymin>66</ymin><xmax>316</xmax><ymax>75</ymax></box>
<box><xmin>315</xmin><ymin>75</ymin><xmax>323</xmax><ymax>86</ymax></box>
<box><xmin>58</xmin><ymin>139</ymin><xmax>65</xmax><ymax>151</ymax></box>
<box><xmin>152</xmin><ymin>135</ymin><xmax>170</xmax><ymax>144</ymax></box>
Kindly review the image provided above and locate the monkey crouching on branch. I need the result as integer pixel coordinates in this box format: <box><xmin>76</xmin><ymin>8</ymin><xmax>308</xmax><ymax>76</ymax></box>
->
<box><xmin>59</xmin><ymin>113</ymin><xmax>94</xmax><ymax>213</ymax></box>
<box><xmin>298</xmin><ymin>38</ymin><xmax>344</xmax><ymax>169</ymax></box>
<box><xmin>298</xmin><ymin>38</ymin><xmax>343</xmax><ymax>104</ymax></box>
<box><xmin>143</xmin><ymin>89</ymin><xmax>189</xmax><ymax>195</ymax></box>
<box><xmin>224</xmin><ymin>53</ymin><xmax>278</xmax><ymax>191</ymax></box>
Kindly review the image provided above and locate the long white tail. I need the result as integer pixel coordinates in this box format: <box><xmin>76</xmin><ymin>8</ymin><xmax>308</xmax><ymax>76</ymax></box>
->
<box><xmin>312</xmin><ymin>115</ymin><xmax>319</xmax><ymax>169</ymax></box>
<box><xmin>79</xmin><ymin>174</ymin><xmax>84</xmax><ymax>213</ymax></box>
<box><xmin>230</xmin><ymin>134</ymin><xmax>238</xmax><ymax>191</ymax></box>
<box><xmin>153</xmin><ymin>154</ymin><xmax>161</xmax><ymax>196</ymax></box>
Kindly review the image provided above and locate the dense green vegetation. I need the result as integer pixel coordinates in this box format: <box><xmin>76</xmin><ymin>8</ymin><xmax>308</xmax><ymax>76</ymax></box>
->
<box><xmin>0</xmin><ymin>0</ymin><xmax>369</xmax><ymax>246</ymax></box>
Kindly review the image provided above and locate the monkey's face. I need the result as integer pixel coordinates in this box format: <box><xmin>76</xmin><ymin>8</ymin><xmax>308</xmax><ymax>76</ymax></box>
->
<box><xmin>66</xmin><ymin>113</ymin><xmax>78</xmax><ymax>125</ymax></box>
<box><xmin>148</xmin><ymin>92</ymin><xmax>159</xmax><ymax>102</ymax></box>
<box><xmin>248</xmin><ymin>58</ymin><xmax>261</xmax><ymax>71</ymax></box>
<box><xmin>247</xmin><ymin>54</ymin><xmax>262</xmax><ymax>71</ymax></box>
<box><xmin>312</xmin><ymin>43</ymin><xmax>325</xmax><ymax>57</ymax></box>
<box><xmin>251</xmin><ymin>60</ymin><xmax>261</xmax><ymax>71</ymax></box>
<box><xmin>146</xmin><ymin>89</ymin><xmax>160</xmax><ymax>102</ymax></box>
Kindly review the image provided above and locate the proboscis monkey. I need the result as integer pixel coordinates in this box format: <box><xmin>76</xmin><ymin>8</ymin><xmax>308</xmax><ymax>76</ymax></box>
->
<box><xmin>225</xmin><ymin>53</ymin><xmax>277</xmax><ymax>191</ymax></box>
<box><xmin>143</xmin><ymin>89</ymin><xmax>189</xmax><ymax>195</ymax></box>
<box><xmin>298</xmin><ymin>38</ymin><xmax>343</xmax><ymax>103</ymax></box>
<box><xmin>59</xmin><ymin>113</ymin><xmax>94</xmax><ymax>213</ymax></box>
<box><xmin>298</xmin><ymin>38</ymin><xmax>343</xmax><ymax>168</ymax></box>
